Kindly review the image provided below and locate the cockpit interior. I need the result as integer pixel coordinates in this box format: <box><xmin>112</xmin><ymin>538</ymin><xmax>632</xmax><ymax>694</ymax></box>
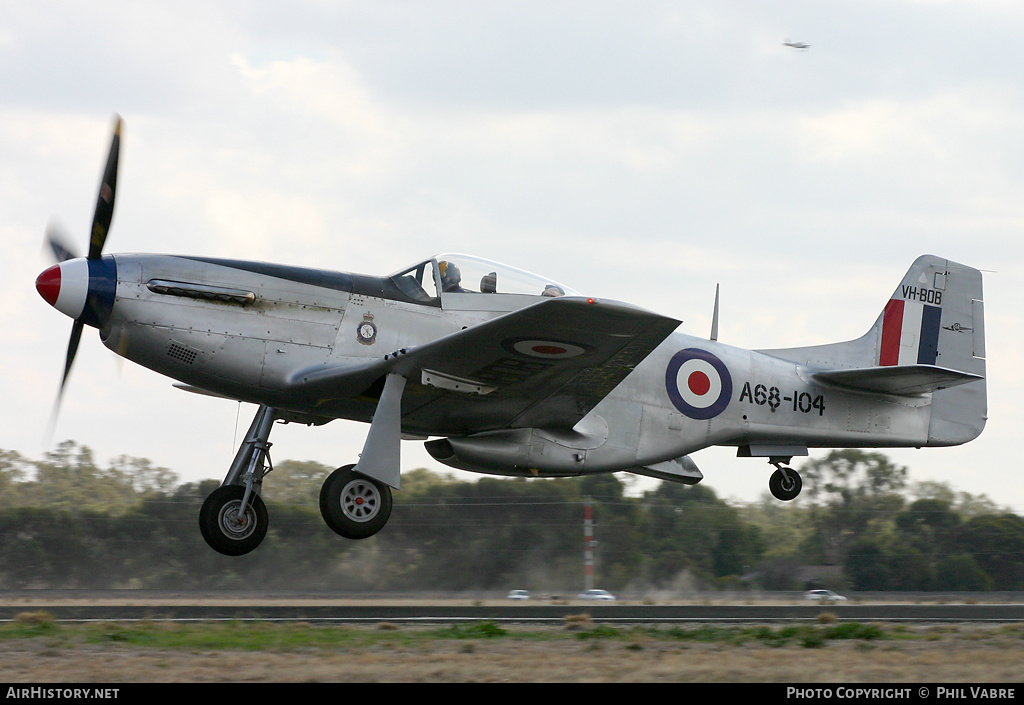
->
<box><xmin>390</xmin><ymin>253</ymin><xmax>579</xmax><ymax>304</ymax></box>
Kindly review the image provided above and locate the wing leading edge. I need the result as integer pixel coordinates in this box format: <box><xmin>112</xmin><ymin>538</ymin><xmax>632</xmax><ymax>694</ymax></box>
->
<box><xmin>289</xmin><ymin>297</ymin><xmax>680</xmax><ymax>435</ymax></box>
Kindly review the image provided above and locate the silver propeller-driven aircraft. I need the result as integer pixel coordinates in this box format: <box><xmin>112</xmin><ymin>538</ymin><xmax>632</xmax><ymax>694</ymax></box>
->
<box><xmin>36</xmin><ymin>118</ymin><xmax>987</xmax><ymax>555</ymax></box>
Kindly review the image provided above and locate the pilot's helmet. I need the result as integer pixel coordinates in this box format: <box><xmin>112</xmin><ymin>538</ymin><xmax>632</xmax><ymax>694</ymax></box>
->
<box><xmin>542</xmin><ymin>284</ymin><xmax>564</xmax><ymax>297</ymax></box>
<box><xmin>439</xmin><ymin>261</ymin><xmax>462</xmax><ymax>289</ymax></box>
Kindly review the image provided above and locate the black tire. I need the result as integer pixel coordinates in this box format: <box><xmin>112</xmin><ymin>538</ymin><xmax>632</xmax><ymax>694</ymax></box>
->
<box><xmin>769</xmin><ymin>468</ymin><xmax>802</xmax><ymax>501</ymax></box>
<box><xmin>199</xmin><ymin>485</ymin><xmax>268</xmax><ymax>556</ymax></box>
<box><xmin>320</xmin><ymin>464</ymin><xmax>392</xmax><ymax>539</ymax></box>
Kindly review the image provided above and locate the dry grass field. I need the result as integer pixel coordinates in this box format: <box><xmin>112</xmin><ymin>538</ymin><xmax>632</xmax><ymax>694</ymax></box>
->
<box><xmin>0</xmin><ymin>595</ymin><xmax>1022</xmax><ymax>682</ymax></box>
<box><xmin>1</xmin><ymin>615</ymin><xmax>1023</xmax><ymax>683</ymax></box>
<box><xmin>1</xmin><ymin>629</ymin><xmax>1023</xmax><ymax>683</ymax></box>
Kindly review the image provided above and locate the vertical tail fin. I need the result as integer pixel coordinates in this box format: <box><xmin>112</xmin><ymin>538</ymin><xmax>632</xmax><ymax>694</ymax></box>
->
<box><xmin>882</xmin><ymin>255</ymin><xmax>986</xmax><ymax>444</ymax></box>
<box><xmin>845</xmin><ymin>255</ymin><xmax>986</xmax><ymax>444</ymax></box>
<box><xmin>761</xmin><ymin>255</ymin><xmax>987</xmax><ymax>445</ymax></box>
<box><xmin>876</xmin><ymin>255</ymin><xmax>985</xmax><ymax>373</ymax></box>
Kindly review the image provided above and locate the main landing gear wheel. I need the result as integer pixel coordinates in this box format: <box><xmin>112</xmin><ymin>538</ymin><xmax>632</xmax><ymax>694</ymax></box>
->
<box><xmin>320</xmin><ymin>464</ymin><xmax>392</xmax><ymax>539</ymax></box>
<box><xmin>769</xmin><ymin>467</ymin><xmax>802</xmax><ymax>501</ymax></box>
<box><xmin>199</xmin><ymin>485</ymin><xmax>268</xmax><ymax>556</ymax></box>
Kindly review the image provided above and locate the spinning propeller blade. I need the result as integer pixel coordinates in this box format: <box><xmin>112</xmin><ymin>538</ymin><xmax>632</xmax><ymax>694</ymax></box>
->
<box><xmin>42</xmin><ymin>115</ymin><xmax>122</xmax><ymax>433</ymax></box>
<box><xmin>44</xmin><ymin>221</ymin><xmax>79</xmax><ymax>263</ymax></box>
<box><xmin>89</xmin><ymin>116</ymin><xmax>121</xmax><ymax>260</ymax></box>
<box><xmin>57</xmin><ymin>321</ymin><xmax>84</xmax><ymax>407</ymax></box>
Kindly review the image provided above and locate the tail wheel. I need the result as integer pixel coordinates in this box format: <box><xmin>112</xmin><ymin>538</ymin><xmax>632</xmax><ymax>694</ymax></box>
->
<box><xmin>320</xmin><ymin>464</ymin><xmax>392</xmax><ymax>539</ymax></box>
<box><xmin>199</xmin><ymin>485</ymin><xmax>268</xmax><ymax>556</ymax></box>
<box><xmin>769</xmin><ymin>468</ymin><xmax>802</xmax><ymax>501</ymax></box>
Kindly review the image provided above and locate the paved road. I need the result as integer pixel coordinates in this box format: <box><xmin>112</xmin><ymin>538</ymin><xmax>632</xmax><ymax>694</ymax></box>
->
<box><xmin>2</xmin><ymin>601</ymin><xmax>1023</xmax><ymax>624</ymax></box>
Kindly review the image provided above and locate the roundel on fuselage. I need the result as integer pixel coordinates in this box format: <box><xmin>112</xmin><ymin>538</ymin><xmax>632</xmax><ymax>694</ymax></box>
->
<box><xmin>665</xmin><ymin>348</ymin><xmax>732</xmax><ymax>420</ymax></box>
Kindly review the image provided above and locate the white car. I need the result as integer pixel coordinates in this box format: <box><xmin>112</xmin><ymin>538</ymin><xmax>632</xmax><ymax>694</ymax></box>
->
<box><xmin>577</xmin><ymin>589</ymin><xmax>616</xmax><ymax>601</ymax></box>
<box><xmin>506</xmin><ymin>590</ymin><xmax>530</xmax><ymax>600</ymax></box>
<box><xmin>804</xmin><ymin>589</ymin><xmax>847</xmax><ymax>602</ymax></box>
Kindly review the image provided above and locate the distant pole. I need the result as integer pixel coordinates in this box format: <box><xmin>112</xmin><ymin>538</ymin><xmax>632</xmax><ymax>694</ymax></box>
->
<box><xmin>584</xmin><ymin>497</ymin><xmax>594</xmax><ymax>591</ymax></box>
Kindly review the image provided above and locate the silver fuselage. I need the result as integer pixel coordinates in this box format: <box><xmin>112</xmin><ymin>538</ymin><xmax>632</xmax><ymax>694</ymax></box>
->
<box><xmin>92</xmin><ymin>253</ymin><xmax>974</xmax><ymax>479</ymax></box>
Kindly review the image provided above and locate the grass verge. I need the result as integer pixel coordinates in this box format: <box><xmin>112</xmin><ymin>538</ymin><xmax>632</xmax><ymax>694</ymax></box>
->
<box><xmin>0</xmin><ymin>611</ymin><xmax>961</xmax><ymax>653</ymax></box>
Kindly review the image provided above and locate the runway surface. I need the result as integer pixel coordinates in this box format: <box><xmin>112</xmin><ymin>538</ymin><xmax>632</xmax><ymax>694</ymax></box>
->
<box><xmin>2</xmin><ymin>593</ymin><xmax>1022</xmax><ymax>624</ymax></box>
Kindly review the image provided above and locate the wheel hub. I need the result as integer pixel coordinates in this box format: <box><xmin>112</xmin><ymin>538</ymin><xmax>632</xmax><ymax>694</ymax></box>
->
<box><xmin>341</xmin><ymin>479</ymin><xmax>380</xmax><ymax>522</ymax></box>
<box><xmin>219</xmin><ymin>501</ymin><xmax>256</xmax><ymax>539</ymax></box>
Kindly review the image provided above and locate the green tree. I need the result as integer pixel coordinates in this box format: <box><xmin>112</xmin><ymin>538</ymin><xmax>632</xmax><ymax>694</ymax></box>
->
<box><xmin>912</xmin><ymin>480</ymin><xmax>1002</xmax><ymax>518</ymax></box>
<box><xmin>387</xmin><ymin>473</ymin><xmax>584</xmax><ymax>591</ymax></box>
<box><xmin>640</xmin><ymin>483</ymin><xmax>763</xmax><ymax>587</ymax></box>
<box><xmin>896</xmin><ymin>498</ymin><xmax>959</xmax><ymax>560</ymax></box>
<box><xmin>27</xmin><ymin>441</ymin><xmax>137</xmax><ymax>513</ymax></box>
<box><xmin>740</xmin><ymin>497</ymin><xmax>813</xmax><ymax>558</ymax></box>
<box><xmin>932</xmin><ymin>554</ymin><xmax>991</xmax><ymax>591</ymax></box>
<box><xmin>107</xmin><ymin>454</ymin><xmax>179</xmax><ymax>496</ymax></box>
<box><xmin>0</xmin><ymin>449</ymin><xmax>29</xmax><ymax>505</ymax></box>
<box><xmin>261</xmin><ymin>459</ymin><xmax>333</xmax><ymax>506</ymax></box>
<box><xmin>801</xmin><ymin>449</ymin><xmax>908</xmax><ymax>505</ymax></box>
<box><xmin>799</xmin><ymin>450</ymin><xmax>907</xmax><ymax>564</ymax></box>
<box><xmin>2</xmin><ymin>442</ymin><xmax>1021</xmax><ymax>594</ymax></box>
<box><xmin>953</xmin><ymin>514</ymin><xmax>1024</xmax><ymax>590</ymax></box>
<box><xmin>844</xmin><ymin>536</ymin><xmax>892</xmax><ymax>590</ymax></box>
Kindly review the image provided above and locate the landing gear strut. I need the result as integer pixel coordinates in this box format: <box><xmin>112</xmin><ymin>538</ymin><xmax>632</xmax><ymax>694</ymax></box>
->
<box><xmin>200</xmin><ymin>405</ymin><xmax>276</xmax><ymax>556</ymax></box>
<box><xmin>768</xmin><ymin>457</ymin><xmax>802</xmax><ymax>501</ymax></box>
<box><xmin>198</xmin><ymin>374</ymin><xmax>407</xmax><ymax>555</ymax></box>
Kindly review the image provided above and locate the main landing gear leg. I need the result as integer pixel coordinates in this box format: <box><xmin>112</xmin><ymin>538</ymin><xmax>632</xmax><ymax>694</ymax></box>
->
<box><xmin>768</xmin><ymin>456</ymin><xmax>802</xmax><ymax>501</ymax></box>
<box><xmin>199</xmin><ymin>405</ymin><xmax>277</xmax><ymax>556</ymax></box>
<box><xmin>320</xmin><ymin>374</ymin><xmax>405</xmax><ymax>539</ymax></box>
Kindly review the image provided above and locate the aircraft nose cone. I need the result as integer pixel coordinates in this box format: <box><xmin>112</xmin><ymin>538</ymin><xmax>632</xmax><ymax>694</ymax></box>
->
<box><xmin>35</xmin><ymin>264</ymin><xmax>62</xmax><ymax>306</ymax></box>
<box><xmin>35</xmin><ymin>258</ymin><xmax>90</xmax><ymax>320</ymax></box>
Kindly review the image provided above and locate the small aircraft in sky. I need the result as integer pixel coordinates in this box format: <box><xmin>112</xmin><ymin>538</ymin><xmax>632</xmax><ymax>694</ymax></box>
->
<box><xmin>36</xmin><ymin>118</ymin><xmax>987</xmax><ymax>555</ymax></box>
<box><xmin>783</xmin><ymin>40</ymin><xmax>811</xmax><ymax>50</ymax></box>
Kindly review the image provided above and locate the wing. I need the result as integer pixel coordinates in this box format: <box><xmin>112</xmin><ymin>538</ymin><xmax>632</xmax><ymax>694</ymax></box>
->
<box><xmin>289</xmin><ymin>297</ymin><xmax>680</xmax><ymax>435</ymax></box>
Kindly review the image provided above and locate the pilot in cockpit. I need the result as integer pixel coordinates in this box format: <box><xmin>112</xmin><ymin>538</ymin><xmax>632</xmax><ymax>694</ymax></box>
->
<box><xmin>542</xmin><ymin>283</ymin><xmax>565</xmax><ymax>297</ymax></box>
<box><xmin>439</xmin><ymin>260</ymin><xmax>469</xmax><ymax>293</ymax></box>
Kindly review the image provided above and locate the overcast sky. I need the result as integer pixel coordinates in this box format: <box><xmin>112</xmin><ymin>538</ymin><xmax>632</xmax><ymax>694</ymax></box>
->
<box><xmin>2</xmin><ymin>1</ymin><xmax>1022</xmax><ymax>510</ymax></box>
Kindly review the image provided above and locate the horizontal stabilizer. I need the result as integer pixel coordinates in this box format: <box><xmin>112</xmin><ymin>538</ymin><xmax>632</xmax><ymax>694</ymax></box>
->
<box><xmin>813</xmin><ymin>364</ymin><xmax>983</xmax><ymax>396</ymax></box>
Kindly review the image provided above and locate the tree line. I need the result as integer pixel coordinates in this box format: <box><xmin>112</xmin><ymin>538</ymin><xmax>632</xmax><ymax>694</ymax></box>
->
<box><xmin>0</xmin><ymin>442</ymin><xmax>1021</xmax><ymax>593</ymax></box>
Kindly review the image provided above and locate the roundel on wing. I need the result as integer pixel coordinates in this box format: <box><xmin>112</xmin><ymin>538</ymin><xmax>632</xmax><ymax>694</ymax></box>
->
<box><xmin>665</xmin><ymin>348</ymin><xmax>732</xmax><ymax>420</ymax></box>
<box><xmin>502</xmin><ymin>337</ymin><xmax>590</xmax><ymax>359</ymax></box>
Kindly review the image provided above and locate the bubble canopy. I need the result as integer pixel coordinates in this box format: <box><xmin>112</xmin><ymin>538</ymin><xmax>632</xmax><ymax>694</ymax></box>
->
<box><xmin>390</xmin><ymin>253</ymin><xmax>579</xmax><ymax>303</ymax></box>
